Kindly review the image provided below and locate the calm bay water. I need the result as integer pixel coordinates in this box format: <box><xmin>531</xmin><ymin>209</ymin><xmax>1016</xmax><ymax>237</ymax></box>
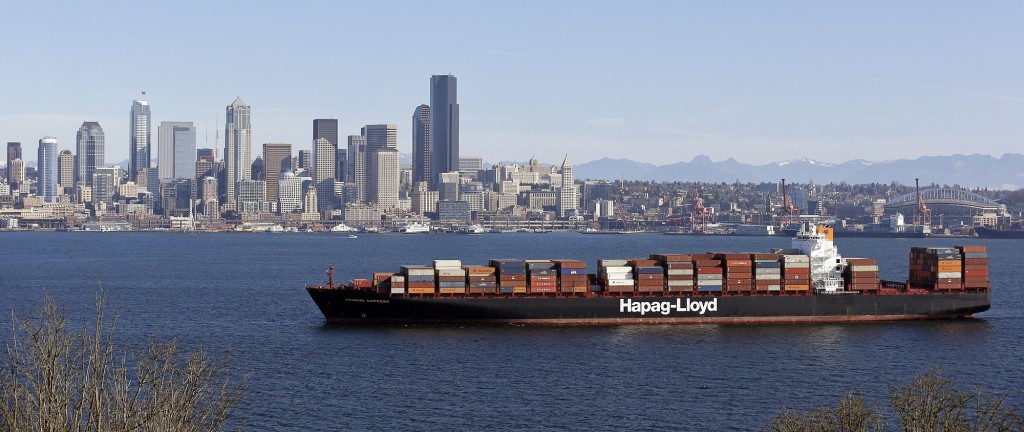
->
<box><xmin>1</xmin><ymin>232</ymin><xmax>1021</xmax><ymax>431</ymax></box>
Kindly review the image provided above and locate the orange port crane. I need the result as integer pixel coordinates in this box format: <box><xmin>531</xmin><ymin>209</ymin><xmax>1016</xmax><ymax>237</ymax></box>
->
<box><xmin>913</xmin><ymin>178</ymin><xmax>932</xmax><ymax>226</ymax></box>
<box><xmin>780</xmin><ymin>179</ymin><xmax>801</xmax><ymax>227</ymax></box>
<box><xmin>690</xmin><ymin>185</ymin><xmax>709</xmax><ymax>233</ymax></box>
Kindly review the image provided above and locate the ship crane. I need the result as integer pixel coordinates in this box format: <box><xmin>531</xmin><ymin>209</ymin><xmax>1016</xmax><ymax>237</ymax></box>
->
<box><xmin>913</xmin><ymin>178</ymin><xmax>932</xmax><ymax>227</ymax></box>
<box><xmin>690</xmin><ymin>185</ymin><xmax>709</xmax><ymax>234</ymax></box>
<box><xmin>780</xmin><ymin>178</ymin><xmax>801</xmax><ymax>228</ymax></box>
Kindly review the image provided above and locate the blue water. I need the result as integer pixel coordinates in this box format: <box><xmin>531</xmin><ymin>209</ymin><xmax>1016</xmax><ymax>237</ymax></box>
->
<box><xmin>1</xmin><ymin>232</ymin><xmax>1021</xmax><ymax>430</ymax></box>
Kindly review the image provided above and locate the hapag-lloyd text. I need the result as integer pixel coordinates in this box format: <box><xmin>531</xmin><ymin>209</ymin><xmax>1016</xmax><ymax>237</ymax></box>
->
<box><xmin>620</xmin><ymin>298</ymin><xmax>718</xmax><ymax>316</ymax></box>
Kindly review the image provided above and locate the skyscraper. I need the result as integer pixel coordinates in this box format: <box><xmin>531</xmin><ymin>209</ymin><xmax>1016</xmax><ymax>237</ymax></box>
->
<box><xmin>347</xmin><ymin>135</ymin><xmax>367</xmax><ymax>203</ymax></box>
<box><xmin>130</xmin><ymin>99</ymin><xmax>151</xmax><ymax>182</ymax></box>
<box><xmin>262</xmin><ymin>143</ymin><xmax>291</xmax><ymax>207</ymax></box>
<box><xmin>313</xmin><ymin>119</ymin><xmax>339</xmax><ymax>150</ymax></box>
<box><xmin>6</xmin><ymin>142</ymin><xmax>22</xmax><ymax>186</ymax></box>
<box><xmin>558</xmin><ymin>155</ymin><xmax>577</xmax><ymax>218</ymax></box>
<box><xmin>429</xmin><ymin>74</ymin><xmax>458</xmax><ymax>190</ymax></box>
<box><xmin>298</xmin><ymin>150</ymin><xmax>311</xmax><ymax>170</ymax></box>
<box><xmin>224</xmin><ymin>96</ymin><xmax>252</xmax><ymax>208</ymax></box>
<box><xmin>157</xmin><ymin>121</ymin><xmax>197</xmax><ymax>180</ymax></box>
<box><xmin>197</xmin><ymin>148</ymin><xmax>215</xmax><ymax>161</ymax></box>
<box><xmin>313</xmin><ymin>137</ymin><xmax>336</xmax><ymax>211</ymax></box>
<box><xmin>372</xmin><ymin>147</ymin><xmax>400</xmax><ymax>210</ymax></box>
<box><xmin>58</xmin><ymin>150</ymin><xmax>74</xmax><ymax>196</ymax></box>
<box><xmin>362</xmin><ymin>124</ymin><xmax>397</xmax><ymax>151</ymax></box>
<box><xmin>75</xmin><ymin>121</ymin><xmax>105</xmax><ymax>188</ymax></box>
<box><xmin>37</xmin><ymin>137</ymin><xmax>58</xmax><ymax>202</ymax></box>
<box><xmin>411</xmin><ymin>104</ymin><xmax>430</xmax><ymax>186</ymax></box>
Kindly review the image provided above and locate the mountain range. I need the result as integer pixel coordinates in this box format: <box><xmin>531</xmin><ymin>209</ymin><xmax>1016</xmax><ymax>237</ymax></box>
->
<box><xmin>572</xmin><ymin>154</ymin><xmax>1024</xmax><ymax>190</ymax></box>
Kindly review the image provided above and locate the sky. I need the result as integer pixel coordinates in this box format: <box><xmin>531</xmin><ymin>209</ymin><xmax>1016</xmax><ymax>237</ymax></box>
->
<box><xmin>2</xmin><ymin>1</ymin><xmax>1022</xmax><ymax>167</ymax></box>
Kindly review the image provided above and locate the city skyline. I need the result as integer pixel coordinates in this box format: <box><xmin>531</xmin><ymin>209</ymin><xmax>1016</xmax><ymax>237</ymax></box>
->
<box><xmin>1</xmin><ymin>3</ymin><xmax>1020</xmax><ymax>167</ymax></box>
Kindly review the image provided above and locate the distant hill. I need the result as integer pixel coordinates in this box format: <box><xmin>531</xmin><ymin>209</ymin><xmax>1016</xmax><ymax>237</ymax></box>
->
<box><xmin>574</xmin><ymin>154</ymin><xmax>1024</xmax><ymax>189</ymax></box>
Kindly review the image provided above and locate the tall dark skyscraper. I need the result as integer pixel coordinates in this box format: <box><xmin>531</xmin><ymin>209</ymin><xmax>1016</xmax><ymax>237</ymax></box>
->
<box><xmin>129</xmin><ymin>99</ymin><xmax>151</xmax><ymax>182</ymax></box>
<box><xmin>75</xmin><ymin>121</ymin><xmax>105</xmax><ymax>188</ymax></box>
<box><xmin>411</xmin><ymin>104</ymin><xmax>430</xmax><ymax>185</ymax></box>
<box><xmin>313</xmin><ymin>119</ymin><xmax>339</xmax><ymax>148</ymax></box>
<box><xmin>429</xmin><ymin>74</ymin><xmax>458</xmax><ymax>190</ymax></box>
<box><xmin>6</xmin><ymin>142</ymin><xmax>22</xmax><ymax>186</ymax></box>
<box><xmin>197</xmin><ymin>148</ymin><xmax>215</xmax><ymax>162</ymax></box>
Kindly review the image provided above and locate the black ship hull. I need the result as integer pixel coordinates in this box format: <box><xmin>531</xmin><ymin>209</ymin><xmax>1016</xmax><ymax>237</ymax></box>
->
<box><xmin>306</xmin><ymin>288</ymin><xmax>991</xmax><ymax>325</ymax></box>
<box><xmin>974</xmin><ymin>227</ymin><xmax>1024</xmax><ymax>239</ymax></box>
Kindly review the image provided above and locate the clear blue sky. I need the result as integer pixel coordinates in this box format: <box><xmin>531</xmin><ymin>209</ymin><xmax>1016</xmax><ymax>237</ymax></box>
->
<box><xmin>2</xmin><ymin>1</ymin><xmax>1021</xmax><ymax>166</ymax></box>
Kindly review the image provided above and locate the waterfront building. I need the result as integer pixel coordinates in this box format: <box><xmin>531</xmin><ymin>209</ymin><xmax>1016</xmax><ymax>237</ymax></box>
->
<box><xmin>278</xmin><ymin>171</ymin><xmax>305</xmax><ymax>213</ymax></box>
<box><xmin>224</xmin><ymin>96</ymin><xmax>251</xmax><ymax>209</ymax></box>
<box><xmin>411</xmin><ymin>104</ymin><xmax>430</xmax><ymax>186</ymax></box>
<box><xmin>411</xmin><ymin>182</ymin><xmax>439</xmax><ymax>215</ymax></box>
<box><xmin>237</xmin><ymin>179</ymin><xmax>268</xmax><ymax>214</ymax></box>
<box><xmin>439</xmin><ymin>171</ymin><xmax>460</xmax><ymax>201</ymax></box>
<box><xmin>57</xmin><ymin>150</ymin><xmax>74</xmax><ymax>196</ymax></box>
<box><xmin>129</xmin><ymin>99</ymin><xmax>151</xmax><ymax>182</ymax></box>
<box><xmin>37</xmin><ymin>137</ymin><xmax>59</xmax><ymax>202</ymax></box>
<box><xmin>200</xmin><ymin>176</ymin><xmax>218</xmax><ymax>215</ymax></box>
<box><xmin>6</xmin><ymin>142</ymin><xmax>21</xmax><ymax>187</ymax></box>
<box><xmin>429</xmin><ymin>75</ymin><xmax>458</xmax><ymax>190</ymax></box>
<box><xmin>263</xmin><ymin>143</ymin><xmax>291</xmax><ymax>207</ymax></box>
<box><xmin>557</xmin><ymin>155</ymin><xmax>578</xmax><ymax>218</ymax></box>
<box><xmin>157</xmin><ymin>121</ymin><xmax>196</xmax><ymax>180</ymax></box>
<box><xmin>92</xmin><ymin>166</ymin><xmax>119</xmax><ymax>205</ymax></box>
<box><xmin>437</xmin><ymin>200</ymin><xmax>471</xmax><ymax>221</ymax></box>
<box><xmin>372</xmin><ymin>147</ymin><xmax>400</xmax><ymax>210</ymax></box>
<box><xmin>162</xmin><ymin>178</ymin><xmax>196</xmax><ymax>216</ymax></box>
<box><xmin>313</xmin><ymin>137</ymin><xmax>336</xmax><ymax>212</ymax></box>
<box><xmin>75</xmin><ymin>121</ymin><xmax>105</xmax><ymax>188</ymax></box>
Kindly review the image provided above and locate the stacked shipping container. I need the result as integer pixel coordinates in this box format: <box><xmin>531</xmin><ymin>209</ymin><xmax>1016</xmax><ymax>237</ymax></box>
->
<box><xmin>465</xmin><ymin>265</ymin><xmax>497</xmax><ymax>294</ymax></box>
<box><xmin>553</xmin><ymin>259</ymin><xmax>589</xmax><ymax>293</ymax></box>
<box><xmin>781</xmin><ymin>255</ymin><xmax>811</xmax><ymax>291</ymax></box>
<box><xmin>599</xmin><ymin>259</ymin><xmax>635</xmax><ymax>293</ymax></box>
<box><xmin>526</xmin><ymin>260</ymin><xmax>558</xmax><ymax>293</ymax></box>
<box><xmin>752</xmin><ymin>254</ymin><xmax>782</xmax><ymax>292</ymax></box>
<box><xmin>957</xmin><ymin>245</ymin><xmax>990</xmax><ymax>290</ymax></box>
<box><xmin>844</xmin><ymin>258</ymin><xmax>880</xmax><ymax>291</ymax></box>
<box><xmin>651</xmin><ymin>254</ymin><xmax>694</xmax><ymax>292</ymax></box>
<box><xmin>491</xmin><ymin>259</ymin><xmax>528</xmax><ymax>294</ymax></box>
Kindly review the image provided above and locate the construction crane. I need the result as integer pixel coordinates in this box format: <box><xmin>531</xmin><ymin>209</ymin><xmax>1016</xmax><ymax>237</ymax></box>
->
<box><xmin>690</xmin><ymin>185</ymin><xmax>709</xmax><ymax>234</ymax></box>
<box><xmin>780</xmin><ymin>178</ymin><xmax>801</xmax><ymax>228</ymax></box>
<box><xmin>913</xmin><ymin>178</ymin><xmax>932</xmax><ymax>226</ymax></box>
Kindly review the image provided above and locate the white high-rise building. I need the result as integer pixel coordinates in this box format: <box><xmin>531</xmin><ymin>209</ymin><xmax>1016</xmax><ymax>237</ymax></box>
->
<box><xmin>278</xmin><ymin>171</ymin><xmax>305</xmax><ymax>213</ymax></box>
<box><xmin>557</xmin><ymin>155</ymin><xmax>577</xmax><ymax>218</ymax></box>
<box><xmin>313</xmin><ymin>137</ymin><xmax>336</xmax><ymax>211</ymax></box>
<box><xmin>130</xmin><ymin>99</ymin><xmax>151</xmax><ymax>182</ymax></box>
<box><xmin>157</xmin><ymin>122</ymin><xmax>197</xmax><ymax>180</ymax></box>
<box><xmin>224</xmin><ymin>96</ymin><xmax>251</xmax><ymax>208</ymax></box>
<box><xmin>372</xmin><ymin>147</ymin><xmax>400</xmax><ymax>210</ymax></box>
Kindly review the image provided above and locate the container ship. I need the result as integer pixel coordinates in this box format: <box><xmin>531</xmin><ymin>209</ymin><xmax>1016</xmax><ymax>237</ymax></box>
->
<box><xmin>306</xmin><ymin>223</ymin><xmax>991</xmax><ymax>325</ymax></box>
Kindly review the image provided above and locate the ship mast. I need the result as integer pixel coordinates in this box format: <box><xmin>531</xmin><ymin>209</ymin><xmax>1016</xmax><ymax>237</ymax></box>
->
<box><xmin>913</xmin><ymin>178</ymin><xmax>932</xmax><ymax>227</ymax></box>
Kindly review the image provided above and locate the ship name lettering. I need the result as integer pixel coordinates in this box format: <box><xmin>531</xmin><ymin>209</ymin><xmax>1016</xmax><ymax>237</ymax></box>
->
<box><xmin>619</xmin><ymin>298</ymin><xmax>718</xmax><ymax>316</ymax></box>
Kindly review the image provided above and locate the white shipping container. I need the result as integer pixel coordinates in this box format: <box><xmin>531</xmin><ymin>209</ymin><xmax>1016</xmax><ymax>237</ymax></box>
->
<box><xmin>436</xmin><ymin>269</ymin><xmax>467</xmax><ymax>277</ymax></box>
<box><xmin>849</xmin><ymin>265</ymin><xmax>880</xmax><ymax>272</ymax></box>
<box><xmin>667</xmin><ymin>269</ymin><xmax>694</xmax><ymax>276</ymax></box>
<box><xmin>606</xmin><ymin>279</ymin><xmax>635</xmax><ymax>286</ymax></box>
<box><xmin>391</xmin><ymin>276</ymin><xmax>406</xmax><ymax>282</ymax></box>
<box><xmin>696</xmin><ymin>274</ymin><xmax>723</xmax><ymax>281</ymax></box>
<box><xmin>433</xmin><ymin>259</ymin><xmax>463</xmax><ymax>269</ymax></box>
<box><xmin>602</xmin><ymin>273</ymin><xmax>634</xmax><ymax>280</ymax></box>
<box><xmin>937</xmin><ymin>272</ymin><xmax>963</xmax><ymax>279</ymax></box>
<box><xmin>754</xmin><ymin>268</ymin><xmax>781</xmax><ymax>275</ymax></box>
<box><xmin>667</xmin><ymin>280</ymin><xmax>695</xmax><ymax>286</ymax></box>
<box><xmin>755</xmin><ymin>274</ymin><xmax>782</xmax><ymax>280</ymax></box>
<box><xmin>390</xmin><ymin>287</ymin><xmax>406</xmax><ymax>295</ymax></box>
<box><xmin>599</xmin><ymin>259</ymin><xmax>629</xmax><ymax>267</ymax></box>
<box><xmin>602</xmin><ymin>266</ymin><xmax>632</xmax><ymax>273</ymax></box>
<box><xmin>781</xmin><ymin>255</ymin><xmax>810</xmax><ymax>263</ymax></box>
<box><xmin>767</xmin><ymin>285</ymin><xmax>782</xmax><ymax>291</ymax></box>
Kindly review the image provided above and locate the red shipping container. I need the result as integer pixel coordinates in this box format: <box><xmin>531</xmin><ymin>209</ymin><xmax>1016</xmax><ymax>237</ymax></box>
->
<box><xmin>697</xmin><ymin>267</ymin><xmax>723</xmax><ymax>275</ymax></box>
